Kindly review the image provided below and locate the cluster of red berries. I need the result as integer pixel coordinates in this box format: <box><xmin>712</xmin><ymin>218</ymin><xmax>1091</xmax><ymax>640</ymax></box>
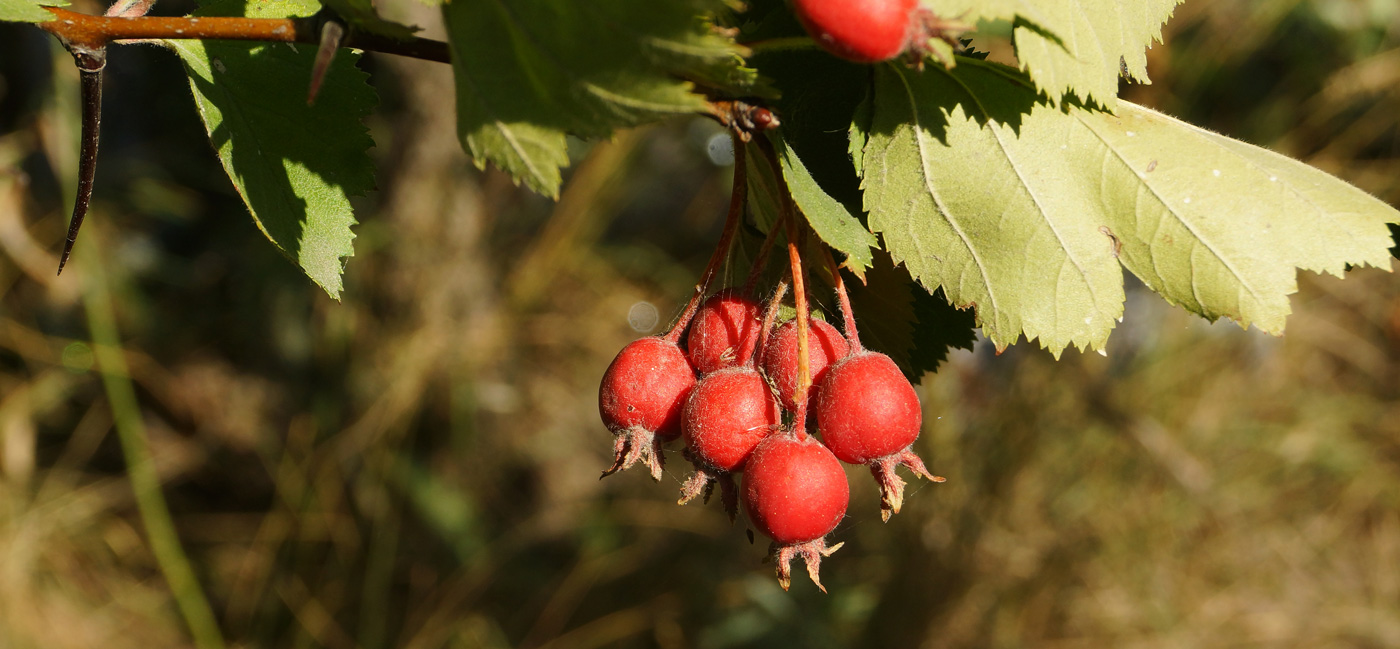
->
<box><xmin>598</xmin><ymin>270</ymin><xmax>943</xmax><ymax>591</ymax></box>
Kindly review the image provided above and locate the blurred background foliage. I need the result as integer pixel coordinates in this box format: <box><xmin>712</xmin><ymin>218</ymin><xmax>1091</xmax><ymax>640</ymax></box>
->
<box><xmin>2</xmin><ymin>0</ymin><xmax>1400</xmax><ymax>647</ymax></box>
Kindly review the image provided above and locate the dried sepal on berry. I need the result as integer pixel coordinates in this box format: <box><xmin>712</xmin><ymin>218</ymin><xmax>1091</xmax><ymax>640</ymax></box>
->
<box><xmin>766</xmin><ymin>538</ymin><xmax>845</xmax><ymax>593</ymax></box>
<box><xmin>871</xmin><ymin>447</ymin><xmax>945</xmax><ymax>522</ymax></box>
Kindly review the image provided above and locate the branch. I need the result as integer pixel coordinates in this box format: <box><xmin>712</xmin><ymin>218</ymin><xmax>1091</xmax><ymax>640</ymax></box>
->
<box><xmin>38</xmin><ymin>7</ymin><xmax>450</xmax><ymax>63</ymax></box>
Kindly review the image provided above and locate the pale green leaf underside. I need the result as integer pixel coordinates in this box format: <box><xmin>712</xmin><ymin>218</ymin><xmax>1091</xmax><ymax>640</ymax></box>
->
<box><xmin>928</xmin><ymin>0</ymin><xmax>1182</xmax><ymax>107</ymax></box>
<box><xmin>444</xmin><ymin>0</ymin><xmax>749</xmax><ymax>198</ymax></box>
<box><xmin>863</xmin><ymin>61</ymin><xmax>1398</xmax><ymax>355</ymax></box>
<box><xmin>0</xmin><ymin>0</ymin><xmax>64</xmax><ymax>22</ymax></box>
<box><xmin>172</xmin><ymin>1</ymin><xmax>376</xmax><ymax>299</ymax></box>
<box><xmin>773</xmin><ymin>136</ymin><xmax>877</xmax><ymax>276</ymax></box>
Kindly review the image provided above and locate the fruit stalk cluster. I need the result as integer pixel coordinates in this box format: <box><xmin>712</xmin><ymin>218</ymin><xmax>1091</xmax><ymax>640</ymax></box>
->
<box><xmin>597</xmin><ymin>135</ymin><xmax>945</xmax><ymax>591</ymax></box>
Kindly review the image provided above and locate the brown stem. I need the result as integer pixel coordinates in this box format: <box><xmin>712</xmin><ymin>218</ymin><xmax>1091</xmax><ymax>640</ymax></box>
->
<box><xmin>39</xmin><ymin>7</ymin><xmax>450</xmax><ymax>63</ymax></box>
<box><xmin>664</xmin><ymin>132</ymin><xmax>748</xmax><ymax>343</ymax></box>
<box><xmin>705</xmin><ymin>100</ymin><xmax>780</xmax><ymax>142</ymax></box>
<box><xmin>820</xmin><ymin>246</ymin><xmax>862</xmax><ymax>352</ymax></box>
<box><xmin>58</xmin><ymin>45</ymin><xmax>106</xmax><ymax>275</ymax></box>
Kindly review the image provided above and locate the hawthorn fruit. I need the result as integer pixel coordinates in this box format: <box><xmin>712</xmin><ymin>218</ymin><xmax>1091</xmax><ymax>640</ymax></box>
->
<box><xmin>816</xmin><ymin>350</ymin><xmax>942</xmax><ymax>521</ymax></box>
<box><xmin>741</xmin><ymin>432</ymin><xmax>849</xmax><ymax>592</ymax></box>
<box><xmin>762</xmin><ymin>318</ymin><xmax>850</xmax><ymax>412</ymax></box>
<box><xmin>678</xmin><ymin>365</ymin><xmax>782</xmax><ymax>519</ymax></box>
<box><xmin>687</xmin><ymin>289</ymin><xmax>762</xmax><ymax>374</ymax></box>
<box><xmin>598</xmin><ymin>336</ymin><xmax>697</xmax><ymax>481</ymax></box>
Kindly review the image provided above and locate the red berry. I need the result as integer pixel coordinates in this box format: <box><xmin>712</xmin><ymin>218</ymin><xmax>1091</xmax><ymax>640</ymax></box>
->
<box><xmin>761</xmin><ymin>318</ymin><xmax>851</xmax><ymax>412</ymax></box>
<box><xmin>599</xmin><ymin>337</ymin><xmax>697</xmax><ymax>481</ymax></box>
<box><xmin>792</xmin><ymin>0</ymin><xmax>921</xmax><ymax>63</ymax></box>
<box><xmin>742</xmin><ymin>432</ymin><xmax>849</xmax><ymax>591</ymax></box>
<box><xmin>687</xmin><ymin>289</ymin><xmax>762</xmax><ymax>374</ymax></box>
<box><xmin>683</xmin><ymin>367</ymin><xmax>782</xmax><ymax>473</ymax></box>
<box><xmin>816</xmin><ymin>351</ymin><xmax>943</xmax><ymax>520</ymax></box>
<box><xmin>677</xmin><ymin>366</ymin><xmax>782</xmax><ymax>518</ymax></box>
<box><xmin>817</xmin><ymin>352</ymin><xmax>919</xmax><ymax>462</ymax></box>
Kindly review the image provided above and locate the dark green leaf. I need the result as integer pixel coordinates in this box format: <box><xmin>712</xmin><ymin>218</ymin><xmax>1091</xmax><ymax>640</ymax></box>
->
<box><xmin>772</xmin><ymin>135</ymin><xmax>876</xmax><ymax>277</ymax></box>
<box><xmin>172</xmin><ymin>0</ymin><xmax>376</xmax><ymax>299</ymax></box>
<box><xmin>444</xmin><ymin>0</ymin><xmax>754</xmax><ymax>198</ymax></box>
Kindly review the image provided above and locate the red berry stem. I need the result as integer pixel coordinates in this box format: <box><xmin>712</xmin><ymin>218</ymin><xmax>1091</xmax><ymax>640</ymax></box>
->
<box><xmin>784</xmin><ymin>217</ymin><xmax>812</xmax><ymax>436</ymax></box>
<box><xmin>820</xmin><ymin>245</ymin><xmax>863</xmax><ymax>353</ymax></box>
<box><xmin>754</xmin><ymin>280</ymin><xmax>790</xmax><ymax>369</ymax></box>
<box><xmin>664</xmin><ymin>132</ymin><xmax>747</xmax><ymax>344</ymax></box>
<box><xmin>754</xmin><ymin>134</ymin><xmax>814</xmax><ymax>436</ymax></box>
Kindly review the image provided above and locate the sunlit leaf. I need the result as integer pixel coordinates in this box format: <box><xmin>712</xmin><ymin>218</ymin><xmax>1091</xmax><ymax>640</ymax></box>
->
<box><xmin>862</xmin><ymin>58</ymin><xmax>1398</xmax><ymax>355</ymax></box>
<box><xmin>928</xmin><ymin>0</ymin><xmax>1182</xmax><ymax>107</ymax></box>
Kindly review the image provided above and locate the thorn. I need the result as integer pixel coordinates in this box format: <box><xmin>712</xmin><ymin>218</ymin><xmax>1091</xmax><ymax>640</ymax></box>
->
<box><xmin>103</xmin><ymin>0</ymin><xmax>155</xmax><ymax>18</ymax></box>
<box><xmin>307</xmin><ymin>20</ymin><xmax>345</xmax><ymax>106</ymax></box>
<box><xmin>59</xmin><ymin>47</ymin><xmax>107</xmax><ymax>275</ymax></box>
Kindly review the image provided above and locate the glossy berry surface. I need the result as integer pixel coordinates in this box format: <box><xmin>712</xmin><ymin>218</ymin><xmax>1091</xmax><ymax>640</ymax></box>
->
<box><xmin>792</xmin><ymin>0</ymin><xmax>920</xmax><ymax>63</ymax></box>
<box><xmin>742</xmin><ymin>434</ymin><xmax>849</xmax><ymax>545</ymax></box>
<box><xmin>683</xmin><ymin>367</ymin><xmax>781</xmax><ymax>472</ymax></box>
<box><xmin>761</xmin><ymin>318</ymin><xmax>851</xmax><ymax>412</ymax></box>
<box><xmin>599</xmin><ymin>336</ymin><xmax>696</xmax><ymax>441</ymax></box>
<box><xmin>687</xmin><ymin>290</ymin><xmax>762</xmax><ymax>374</ymax></box>
<box><xmin>816</xmin><ymin>351</ymin><xmax>921</xmax><ymax>464</ymax></box>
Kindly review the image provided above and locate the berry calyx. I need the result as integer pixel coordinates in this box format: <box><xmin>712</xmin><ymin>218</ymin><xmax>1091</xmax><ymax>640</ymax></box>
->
<box><xmin>742</xmin><ymin>432</ymin><xmax>849</xmax><ymax>591</ymax></box>
<box><xmin>687</xmin><ymin>289</ymin><xmax>762</xmax><ymax>374</ymax></box>
<box><xmin>762</xmin><ymin>318</ymin><xmax>850</xmax><ymax>412</ymax></box>
<box><xmin>816</xmin><ymin>350</ymin><xmax>943</xmax><ymax>521</ymax></box>
<box><xmin>598</xmin><ymin>337</ymin><xmax>697</xmax><ymax>481</ymax></box>
<box><xmin>678</xmin><ymin>365</ymin><xmax>782</xmax><ymax>519</ymax></box>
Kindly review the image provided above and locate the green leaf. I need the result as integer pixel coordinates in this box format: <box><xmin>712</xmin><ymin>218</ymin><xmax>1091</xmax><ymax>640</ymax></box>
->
<box><xmin>320</xmin><ymin>0</ymin><xmax>418</xmax><ymax>39</ymax></box>
<box><xmin>741</xmin><ymin>41</ymin><xmax>878</xmax><ymax>274</ymax></box>
<box><xmin>742</xmin><ymin>135</ymin><xmax>973</xmax><ymax>381</ymax></box>
<box><xmin>864</xmin><ymin>59</ymin><xmax>1122</xmax><ymax>354</ymax></box>
<box><xmin>928</xmin><ymin>0</ymin><xmax>1182</xmax><ymax>107</ymax></box>
<box><xmin>771</xmin><ymin>135</ymin><xmax>877</xmax><ymax>277</ymax></box>
<box><xmin>0</xmin><ymin>0</ymin><xmax>63</xmax><ymax>22</ymax></box>
<box><xmin>172</xmin><ymin>0</ymin><xmax>376</xmax><ymax>299</ymax></box>
<box><xmin>444</xmin><ymin>0</ymin><xmax>754</xmax><ymax>198</ymax></box>
<box><xmin>862</xmin><ymin>58</ymin><xmax>1399</xmax><ymax>355</ymax></box>
<box><xmin>1080</xmin><ymin>104</ymin><xmax>1397</xmax><ymax>330</ymax></box>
